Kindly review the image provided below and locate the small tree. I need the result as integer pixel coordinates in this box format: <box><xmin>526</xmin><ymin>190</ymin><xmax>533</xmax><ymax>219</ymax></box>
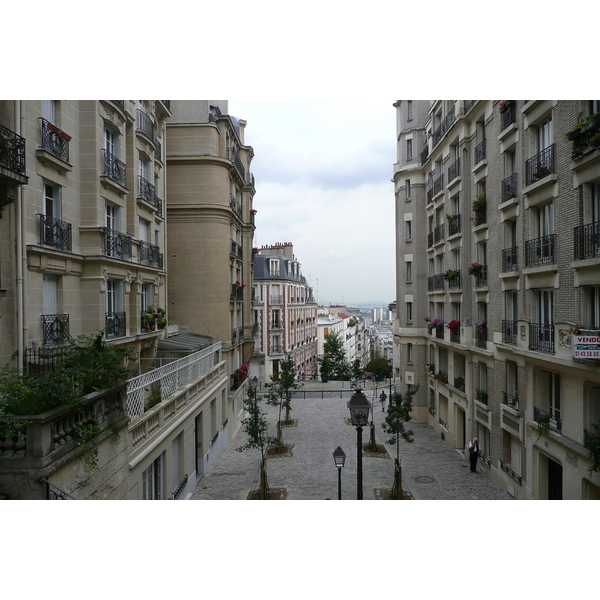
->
<box><xmin>237</xmin><ymin>384</ymin><xmax>277</xmax><ymax>499</ymax></box>
<box><xmin>381</xmin><ymin>385</ymin><xmax>419</xmax><ymax>499</ymax></box>
<box><xmin>319</xmin><ymin>331</ymin><xmax>351</xmax><ymax>380</ymax></box>
<box><xmin>366</xmin><ymin>356</ymin><xmax>390</xmax><ymax>380</ymax></box>
<box><xmin>265</xmin><ymin>354</ymin><xmax>299</xmax><ymax>448</ymax></box>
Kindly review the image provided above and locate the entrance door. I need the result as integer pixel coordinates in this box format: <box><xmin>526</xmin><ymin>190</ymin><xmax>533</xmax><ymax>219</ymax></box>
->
<box><xmin>455</xmin><ymin>406</ymin><xmax>466</xmax><ymax>450</ymax></box>
<box><xmin>195</xmin><ymin>413</ymin><xmax>204</xmax><ymax>474</ymax></box>
<box><xmin>548</xmin><ymin>457</ymin><xmax>563</xmax><ymax>500</ymax></box>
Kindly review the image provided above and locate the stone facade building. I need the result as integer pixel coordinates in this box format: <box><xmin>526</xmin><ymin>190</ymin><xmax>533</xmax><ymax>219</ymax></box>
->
<box><xmin>392</xmin><ymin>100</ymin><xmax>600</xmax><ymax>499</ymax></box>
<box><xmin>251</xmin><ymin>242</ymin><xmax>318</xmax><ymax>381</ymax></box>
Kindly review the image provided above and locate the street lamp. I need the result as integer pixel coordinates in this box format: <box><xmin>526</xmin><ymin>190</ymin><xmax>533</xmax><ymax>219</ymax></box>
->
<box><xmin>332</xmin><ymin>446</ymin><xmax>346</xmax><ymax>500</ymax></box>
<box><xmin>347</xmin><ymin>388</ymin><xmax>370</xmax><ymax>500</ymax></box>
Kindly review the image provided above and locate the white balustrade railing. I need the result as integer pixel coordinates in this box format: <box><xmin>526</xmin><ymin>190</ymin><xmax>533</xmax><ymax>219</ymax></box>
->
<box><xmin>126</xmin><ymin>342</ymin><xmax>222</xmax><ymax>420</ymax></box>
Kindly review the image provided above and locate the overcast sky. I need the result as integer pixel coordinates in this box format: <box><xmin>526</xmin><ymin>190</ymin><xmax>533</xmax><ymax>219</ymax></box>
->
<box><xmin>230</xmin><ymin>99</ymin><xmax>396</xmax><ymax>307</ymax></box>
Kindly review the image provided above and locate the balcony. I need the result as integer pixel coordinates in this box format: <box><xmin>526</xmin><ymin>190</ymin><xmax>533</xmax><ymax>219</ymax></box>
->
<box><xmin>230</xmin><ymin>284</ymin><xmax>244</xmax><ymax>301</ymax></box>
<box><xmin>502</xmin><ymin>246</ymin><xmax>518</xmax><ymax>272</ymax></box>
<box><xmin>502</xmin><ymin>391</ymin><xmax>519</xmax><ymax>410</ymax></box>
<box><xmin>433</xmin><ymin>223</ymin><xmax>444</xmax><ymax>244</ymax></box>
<box><xmin>500</xmin><ymin>102</ymin><xmax>516</xmax><ymax>130</ymax></box>
<box><xmin>426</xmin><ymin>185</ymin><xmax>433</xmax><ymax>205</ymax></box>
<box><xmin>106</xmin><ymin>311</ymin><xmax>126</xmax><ymax>338</ymax></box>
<box><xmin>136</xmin><ymin>109</ymin><xmax>155</xmax><ymax>141</ymax></box>
<box><xmin>230</xmin><ymin>240</ymin><xmax>243</xmax><ymax>260</ymax></box>
<box><xmin>42</xmin><ymin>314</ymin><xmax>69</xmax><ymax>345</ymax></box>
<box><xmin>447</xmin><ymin>270</ymin><xmax>461</xmax><ymax>289</ymax></box>
<box><xmin>473</xmin><ymin>206</ymin><xmax>487</xmax><ymax>227</ymax></box>
<box><xmin>476</xmin><ymin>388</ymin><xmax>488</xmax><ymax>405</ymax></box>
<box><xmin>474</xmin><ymin>265</ymin><xmax>488</xmax><ymax>287</ymax></box>
<box><xmin>529</xmin><ymin>322</ymin><xmax>555</xmax><ymax>353</ymax></box>
<box><xmin>39</xmin><ymin>118</ymin><xmax>70</xmax><ymax>164</ymax></box>
<box><xmin>101</xmin><ymin>149</ymin><xmax>126</xmax><ymax>188</ymax></box>
<box><xmin>534</xmin><ymin>406</ymin><xmax>561</xmax><ymax>434</ymax></box>
<box><xmin>432</xmin><ymin>107</ymin><xmax>455</xmax><ymax>147</ymax></box>
<box><xmin>154</xmin><ymin>193</ymin><xmax>163</xmax><ymax>218</ymax></box>
<box><xmin>137</xmin><ymin>175</ymin><xmax>156</xmax><ymax>207</ymax></box>
<box><xmin>104</xmin><ymin>228</ymin><xmax>132</xmax><ymax>260</ymax></box>
<box><xmin>574</xmin><ymin>222</ymin><xmax>600</xmax><ymax>260</ymax></box>
<box><xmin>475</xmin><ymin>327</ymin><xmax>487</xmax><ymax>349</ymax></box>
<box><xmin>421</xmin><ymin>146</ymin><xmax>429</xmax><ymax>165</ymax></box>
<box><xmin>502</xmin><ymin>320</ymin><xmax>518</xmax><ymax>345</ymax></box>
<box><xmin>270</xmin><ymin>295</ymin><xmax>283</xmax><ymax>304</ymax></box>
<box><xmin>0</xmin><ymin>123</ymin><xmax>27</xmax><ymax>182</ymax></box>
<box><xmin>501</xmin><ymin>173</ymin><xmax>518</xmax><ymax>202</ymax></box>
<box><xmin>230</xmin><ymin>194</ymin><xmax>242</xmax><ymax>218</ymax></box>
<box><xmin>569</xmin><ymin>118</ymin><xmax>600</xmax><ymax>159</ymax></box>
<box><xmin>448</xmin><ymin>214</ymin><xmax>461</xmax><ymax>236</ymax></box>
<box><xmin>474</xmin><ymin>140</ymin><xmax>486</xmax><ymax>165</ymax></box>
<box><xmin>448</xmin><ymin>157</ymin><xmax>460</xmax><ymax>183</ymax></box>
<box><xmin>427</xmin><ymin>274</ymin><xmax>445</xmax><ymax>292</ymax></box>
<box><xmin>525</xmin><ymin>144</ymin><xmax>555</xmax><ymax>185</ymax></box>
<box><xmin>228</xmin><ymin>147</ymin><xmax>245</xmax><ymax>179</ymax></box>
<box><xmin>139</xmin><ymin>241</ymin><xmax>163</xmax><ymax>269</ymax></box>
<box><xmin>450</xmin><ymin>327</ymin><xmax>461</xmax><ymax>344</ymax></box>
<box><xmin>435</xmin><ymin>322</ymin><xmax>444</xmax><ymax>339</ymax></box>
<box><xmin>525</xmin><ymin>234</ymin><xmax>555</xmax><ymax>267</ymax></box>
<box><xmin>433</xmin><ymin>173</ymin><xmax>444</xmax><ymax>196</ymax></box>
<box><xmin>38</xmin><ymin>214</ymin><xmax>72</xmax><ymax>251</ymax></box>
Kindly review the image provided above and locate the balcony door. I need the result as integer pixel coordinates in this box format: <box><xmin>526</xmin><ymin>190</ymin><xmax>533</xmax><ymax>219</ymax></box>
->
<box><xmin>43</xmin><ymin>274</ymin><xmax>58</xmax><ymax>315</ymax></box>
<box><xmin>537</xmin><ymin>118</ymin><xmax>553</xmax><ymax>152</ymax></box>
<box><xmin>43</xmin><ymin>181</ymin><xmax>61</xmax><ymax>220</ymax></box>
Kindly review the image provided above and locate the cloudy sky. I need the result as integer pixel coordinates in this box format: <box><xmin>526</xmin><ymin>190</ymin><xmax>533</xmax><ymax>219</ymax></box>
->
<box><xmin>230</xmin><ymin>99</ymin><xmax>397</xmax><ymax>307</ymax></box>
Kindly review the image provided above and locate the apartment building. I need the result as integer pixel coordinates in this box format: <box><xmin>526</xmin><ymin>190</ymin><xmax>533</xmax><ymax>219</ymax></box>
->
<box><xmin>0</xmin><ymin>100</ymin><xmax>251</xmax><ymax>499</ymax></box>
<box><xmin>251</xmin><ymin>242</ymin><xmax>318</xmax><ymax>381</ymax></box>
<box><xmin>393</xmin><ymin>100</ymin><xmax>600</xmax><ymax>499</ymax></box>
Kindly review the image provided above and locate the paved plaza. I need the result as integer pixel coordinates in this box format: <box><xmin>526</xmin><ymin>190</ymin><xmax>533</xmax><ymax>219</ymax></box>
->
<box><xmin>191</xmin><ymin>380</ymin><xmax>512</xmax><ymax>501</ymax></box>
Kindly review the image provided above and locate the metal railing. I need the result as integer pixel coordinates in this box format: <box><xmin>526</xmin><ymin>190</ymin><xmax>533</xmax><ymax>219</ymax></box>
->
<box><xmin>448</xmin><ymin>270</ymin><xmax>461</xmax><ymax>289</ymax></box>
<box><xmin>500</xmin><ymin>103</ymin><xmax>517</xmax><ymax>130</ymax></box>
<box><xmin>473</xmin><ymin>206</ymin><xmax>487</xmax><ymax>226</ymax></box>
<box><xmin>475</xmin><ymin>328</ymin><xmax>487</xmax><ymax>349</ymax></box>
<box><xmin>448</xmin><ymin>214</ymin><xmax>461</xmax><ymax>236</ymax></box>
<box><xmin>502</xmin><ymin>391</ymin><xmax>519</xmax><ymax>410</ymax></box>
<box><xmin>502</xmin><ymin>246</ymin><xmax>518</xmax><ymax>272</ymax></box>
<box><xmin>435</xmin><ymin>322</ymin><xmax>444</xmax><ymax>339</ymax></box>
<box><xmin>39</xmin><ymin>214</ymin><xmax>72</xmax><ymax>251</ymax></box>
<box><xmin>101</xmin><ymin>149</ymin><xmax>126</xmax><ymax>187</ymax></box>
<box><xmin>476</xmin><ymin>388</ymin><xmax>488</xmax><ymax>405</ymax></box>
<box><xmin>502</xmin><ymin>320</ymin><xmax>518</xmax><ymax>345</ymax></box>
<box><xmin>136</xmin><ymin>109</ymin><xmax>155</xmax><ymax>140</ymax></box>
<box><xmin>474</xmin><ymin>139</ymin><xmax>486</xmax><ymax>164</ymax></box>
<box><xmin>39</xmin><ymin>118</ymin><xmax>69</xmax><ymax>163</ymax></box>
<box><xmin>534</xmin><ymin>406</ymin><xmax>561</xmax><ymax>434</ymax></box>
<box><xmin>526</xmin><ymin>144</ymin><xmax>555</xmax><ymax>185</ymax></box>
<box><xmin>433</xmin><ymin>223</ymin><xmax>444</xmax><ymax>244</ymax></box>
<box><xmin>574</xmin><ymin>221</ymin><xmax>600</xmax><ymax>260</ymax></box>
<box><xmin>433</xmin><ymin>173</ymin><xmax>444</xmax><ymax>196</ymax></box>
<box><xmin>228</xmin><ymin>147</ymin><xmax>245</xmax><ymax>179</ymax></box>
<box><xmin>475</xmin><ymin>265</ymin><xmax>488</xmax><ymax>287</ymax></box>
<box><xmin>104</xmin><ymin>227</ymin><xmax>132</xmax><ymax>260</ymax></box>
<box><xmin>529</xmin><ymin>323</ymin><xmax>555</xmax><ymax>353</ymax></box>
<box><xmin>499</xmin><ymin>461</ymin><xmax>522</xmax><ymax>485</ymax></box>
<box><xmin>525</xmin><ymin>234</ymin><xmax>555</xmax><ymax>267</ymax></box>
<box><xmin>448</xmin><ymin>157</ymin><xmax>460</xmax><ymax>182</ymax></box>
<box><xmin>0</xmin><ymin>123</ymin><xmax>26</xmax><ymax>174</ymax></box>
<box><xmin>139</xmin><ymin>241</ymin><xmax>163</xmax><ymax>268</ymax></box>
<box><xmin>39</xmin><ymin>478</ymin><xmax>77</xmax><ymax>500</ymax></box>
<box><xmin>105</xmin><ymin>311</ymin><xmax>126</xmax><ymax>338</ymax></box>
<box><xmin>42</xmin><ymin>313</ymin><xmax>70</xmax><ymax>345</ymax></box>
<box><xmin>137</xmin><ymin>175</ymin><xmax>156</xmax><ymax>206</ymax></box>
<box><xmin>501</xmin><ymin>172</ymin><xmax>518</xmax><ymax>202</ymax></box>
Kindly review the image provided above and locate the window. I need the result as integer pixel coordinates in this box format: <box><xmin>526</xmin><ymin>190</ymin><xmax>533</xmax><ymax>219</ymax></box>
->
<box><xmin>478</xmin><ymin>362</ymin><xmax>488</xmax><ymax>391</ymax></box>
<box><xmin>44</xmin><ymin>181</ymin><xmax>61</xmax><ymax>220</ymax></box>
<box><xmin>406</xmin><ymin>343</ymin><xmax>413</xmax><ymax>363</ymax></box>
<box><xmin>104</xmin><ymin>126</ymin><xmax>120</xmax><ymax>158</ymax></box>
<box><xmin>406</xmin><ymin>261</ymin><xmax>412</xmax><ymax>282</ymax></box>
<box><xmin>407</xmin><ymin>100</ymin><xmax>413</xmax><ymax>121</ymax></box>
<box><xmin>105</xmin><ymin>202</ymin><xmax>119</xmax><ymax>231</ymax></box>
<box><xmin>106</xmin><ymin>279</ymin><xmax>122</xmax><ymax>314</ymax></box>
<box><xmin>142</xmin><ymin>454</ymin><xmax>164</xmax><ymax>500</ymax></box>
<box><xmin>139</xmin><ymin>218</ymin><xmax>149</xmax><ymax>243</ymax></box>
<box><xmin>43</xmin><ymin>274</ymin><xmax>58</xmax><ymax>316</ymax></box>
<box><xmin>271</xmin><ymin>309</ymin><xmax>281</xmax><ymax>328</ymax></box>
<box><xmin>141</xmin><ymin>282</ymin><xmax>153</xmax><ymax>312</ymax></box>
<box><xmin>406</xmin><ymin>301</ymin><xmax>413</xmax><ymax>322</ymax></box>
<box><xmin>537</xmin><ymin>371</ymin><xmax>561</xmax><ymax>423</ymax></box>
<box><xmin>41</xmin><ymin>100</ymin><xmax>56</xmax><ymax>124</ymax></box>
<box><xmin>406</xmin><ymin>220</ymin><xmax>412</xmax><ymax>241</ymax></box>
<box><xmin>586</xmin><ymin>386</ymin><xmax>600</xmax><ymax>433</ymax></box>
<box><xmin>506</xmin><ymin>360</ymin><xmax>518</xmax><ymax>398</ymax></box>
<box><xmin>581</xmin><ymin>286</ymin><xmax>600</xmax><ymax>329</ymax></box>
<box><xmin>537</xmin><ymin>118</ymin><xmax>553</xmax><ymax>152</ymax></box>
<box><xmin>405</xmin><ymin>179</ymin><xmax>411</xmax><ymax>200</ymax></box>
<box><xmin>477</xmin><ymin>425</ymin><xmax>491</xmax><ymax>457</ymax></box>
<box><xmin>406</xmin><ymin>138</ymin><xmax>413</xmax><ymax>161</ymax></box>
<box><xmin>269</xmin><ymin>259</ymin><xmax>280</xmax><ymax>278</ymax></box>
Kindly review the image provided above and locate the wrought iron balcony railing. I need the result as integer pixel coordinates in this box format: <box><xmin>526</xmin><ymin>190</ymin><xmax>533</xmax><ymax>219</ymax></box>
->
<box><xmin>525</xmin><ymin>234</ymin><xmax>555</xmax><ymax>267</ymax></box>
<box><xmin>574</xmin><ymin>221</ymin><xmax>600</xmax><ymax>260</ymax></box>
<box><xmin>421</xmin><ymin>146</ymin><xmax>429</xmax><ymax>165</ymax></box>
<box><xmin>474</xmin><ymin>140</ymin><xmax>486</xmax><ymax>164</ymax></box>
<box><xmin>39</xmin><ymin>214</ymin><xmax>72</xmax><ymax>251</ymax></box>
<box><xmin>433</xmin><ymin>173</ymin><xmax>444</xmax><ymax>196</ymax></box>
<box><xmin>450</xmin><ymin>328</ymin><xmax>461</xmax><ymax>344</ymax></box>
<box><xmin>448</xmin><ymin>214</ymin><xmax>461</xmax><ymax>236</ymax></box>
<box><xmin>501</xmin><ymin>103</ymin><xmax>517</xmax><ymax>130</ymax></box>
<box><xmin>230</xmin><ymin>285</ymin><xmax>244</xmax><ymax>301</ymax></box>
<box><xmin>106</xmin><ymin>311</ymin><xmax>126</xmax><ymax>338</ymax></box>
<box><xmin>104</xmin><ymin>227</ymin><xmax>132</xmax><ymax>260</ymax></box>
<box><xmin>534</xmin><ymin>406</ymin><xmax>561</xmax><ymax>434</ymax></box>
<box><xmin>473</xmin><ymin>206</ymin><xmax>487</xmax><ymax>227</ymax></box>
<box><xmin>475</xmin><ymin>327</ymin><xmax>487</xmax><ymax>349</ymax></box>
<box><xmin>154</xmin><ymin>194</ymin><xmax>163</xmax><ymax>218</ymax></box>
<box><xmin>448</xmin><ymin>157</ymin><xmax>460</xmax><ymax>182</ymax></box>
<box><xmin>136</xmin><ymin>109</ymin><xmax>154</xmax><ymax>140</ymax></box>
<box><xmin>529</xmin><ymin>322</ymin><xmax>555</xmax><ymax>353</ymax></box>
<box><xmin>447</xmin><ymin>270</ymin><xmax>461</xmax><ymax>289</ymax></box>
<box><xmin>427</xmin><ymin>274</ymin><xmax>445</xmax><ymax>291</ymax></box>
<box><xmin>101</xmin><ymin>149</ymin><xmax>126</xmax><ymax>187</ymax></box>
<box><xmin>476</xmin><ymin>388</ymin><xmax>488</xmax><ymax>405</ymax></box>
<box><xmin>502</xmin><ymin>391</ymin><xmax>519</xmax><ymax>410</ymax></box>
<box><xmin>39</xmin><ymin>118</ymin><xmax>70</xmax><ymax>163</ymax></box>
<box><xmin>139</xmin><ymin>241</ymin><xmax>163</xmax><ymax>268</ymax></box>
<box><xmin>475</xmin><ymin>265</ymin><xmax>488</xmax><ymax>287</ymax></box>
<box><xmin>0</xmin><ymin>123</ymin><xmax>26</xmax><ymax>175</ymax></box>
<box><xmin>501</xmin><ymin>172</ymin><xmax>518</xmax><ymax>202</ymax></box>
<box><xmin>42</xmin><ymin>314</ymin><xmax>69</xmax><ymax>345</ymax></box>
<box><xmin>502</xmin><ymin>246</ymin><xmax>518</xmax><ymax>272</ymax></box>
<box><xmin>435</xmin><ymin>322</ymin><xmax>444</xmax><ymax>339</ymax></box>
<box><xmin>502</xmin><ymin>320</ymin><xmax>518</xmax><ymax>345</ymax></box>
<box><xmin>433</xmin><ymin>223</ymin><xmax>444</xmax><ymax>244</ymax></box>
<box><xmin>228</xmin><ymin>147</ymin><xmax>245</xmax><ymax>179</ymax></box>
<box><xmin>137</xmin><ymin>175</ymin><xmax>156</xmax><ymax>206</ymax></box>
<box><xmin>526</xmin><ymin>144</ymin><xmax>555</xmax><ymax>185</ymax></box>
<box><xmin>570</xmin><ymin>120</ymin><xmax>600</xmax><ymax>157</ymax></box>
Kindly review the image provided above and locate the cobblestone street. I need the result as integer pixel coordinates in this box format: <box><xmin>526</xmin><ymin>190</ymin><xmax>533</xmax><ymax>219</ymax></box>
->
<box><xmin>191</xmin><ymin>381</ymin><xmax>512</xmax><ymax>500</ymax></box>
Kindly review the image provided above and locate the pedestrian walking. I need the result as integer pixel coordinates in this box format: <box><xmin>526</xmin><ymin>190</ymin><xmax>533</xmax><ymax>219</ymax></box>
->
<box><xmin>379</xmin><ymin>391</ymin><xmax>387</xmax><ymax>412</ymax></box>
<box><xmin>468</xmin><ymin>438</ymin><xmax>480</xmax><ymax>473</ymax></box>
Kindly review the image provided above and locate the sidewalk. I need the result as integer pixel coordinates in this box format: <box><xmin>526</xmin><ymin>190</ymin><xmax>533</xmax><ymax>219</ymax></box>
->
<box><xmin>191</xmin><ymin>382</ymin><xmax>512</xmax><ymax>500</ymax></box>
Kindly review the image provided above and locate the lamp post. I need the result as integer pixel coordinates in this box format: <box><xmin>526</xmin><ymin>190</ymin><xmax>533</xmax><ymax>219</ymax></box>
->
<box><xmin>332</xmin><ymin>446</ymin><xmax>346</xmax><ymax>500</ymax></box>
<box><xmin>347</xmin><ymin>388</ymin><xmax>370</xmax><ymax>500</ymax></box>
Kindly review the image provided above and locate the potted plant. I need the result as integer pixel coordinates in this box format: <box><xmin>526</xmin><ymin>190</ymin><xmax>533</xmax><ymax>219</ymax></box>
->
<box><xmin>533</xmin><ymin>166</ymin><xmax>551</xmax><ymax>181</ymax></box>
<box><xmin>499</xmin><ymin>100</ymin><xmax>514</xmax><ymax>113</ymax></box>
<box><xmin>472</xmin><ymin>194</ymin><xmax>486</xmax><ymax>213</ymax></box>
<box><xmin>454</xmin><ymin>376</ymin><xmax>465</xmax><ymax>391</ymax></box>
<box><xmin>426</xmin><ymin>317</ymin><xmax>442</xmax><ymax>331</ymax></box>
<box><xmin>444</xmin><ymin>269</ymin><xmax>459</xmax><ymax>282</ymax></box>
<box><xmin>468</xmin><ymin>262</ymin><xmax>483</xmax><ymax>276</ymax></box>
<box><xmin>446</xmin><ymin>213</ymin><xmax>459</xmax><ymax>223</ymax></box>
<box><xmin>590</xmin><ymin>131</ymin><xmax>600</xmax><ymax>149</ymax></box>
<box><xmin>446</xmin><ymin>319</ymin><xmax>460</xmax><ymax>332</ymax></box>
<box><xmin>476</xmin><ymin>319</ymin><xmax>487</xmax><ymax>333</ymax></box>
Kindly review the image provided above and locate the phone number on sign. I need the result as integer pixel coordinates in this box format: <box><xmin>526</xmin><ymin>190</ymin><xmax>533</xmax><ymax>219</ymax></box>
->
<box><xmin>574</xmin><ymin>350</ymin><xmax>600</xmax><ymax>358</ymax></box>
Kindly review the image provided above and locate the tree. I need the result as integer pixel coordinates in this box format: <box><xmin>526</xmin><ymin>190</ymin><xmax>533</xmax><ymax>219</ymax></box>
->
<box><xmin>265</xmin><ymin>354</ymin><xmax>299</xmax><ymax>447</ymax></box>
<box><xmin>366</xmin><ymin>355</ymin><xmax>391</xmax><ymax>379</ymax></box>
<box><xmin>319</xmin><ymin>331</ymin><xmax>351</xmax><ymax>380</ymax></box>
<box><xmin>237</xmin><ymin>383</ymin><xmax>277</xmax><ymax>499</ymax></box>
<box><xmin>380</xmin><ymin>385</ymin><xmax>418</xmax><ymax>499</ymax></box>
